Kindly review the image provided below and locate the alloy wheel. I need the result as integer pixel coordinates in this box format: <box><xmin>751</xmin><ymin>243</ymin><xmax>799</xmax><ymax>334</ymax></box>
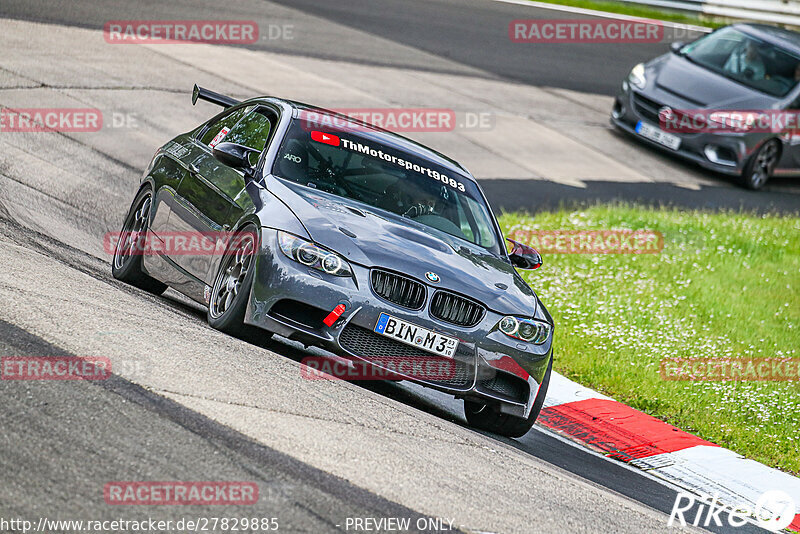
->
<box><xmin>749</xmin><ymin>141</ymin><xmax>779</xmax><ymax>189</ymax></box>
<box><xmin>209</xmin><ymin>232</ymin><xmax>256</xmax><ymax>319</ymax></box>
<box><xmin>114</xmin><ymin>193</ymin><xmax>151</xmax><ymax>270</ymax></box>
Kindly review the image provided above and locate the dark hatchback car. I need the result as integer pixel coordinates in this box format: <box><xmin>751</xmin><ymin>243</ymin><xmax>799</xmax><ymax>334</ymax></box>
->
<box><xmin>112</xmin><ymin>86</ymin><xmax>554</xmax><ymax>438</ymax></box>
<box><xmin>612</xmin><ymin>23</ymin><xmax>800</xmax><ymax>189</ymax></box>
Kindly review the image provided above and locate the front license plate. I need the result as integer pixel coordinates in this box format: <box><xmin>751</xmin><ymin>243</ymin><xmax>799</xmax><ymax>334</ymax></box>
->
<box><xmin>374</xmin><ymin>313</ymin><xmax>459</xmax><ymax>358</ymax></box>
<box><xmin>635</xmin><ymin>120</ymin><xmax>681</xmax><ymax>150</ymax></box>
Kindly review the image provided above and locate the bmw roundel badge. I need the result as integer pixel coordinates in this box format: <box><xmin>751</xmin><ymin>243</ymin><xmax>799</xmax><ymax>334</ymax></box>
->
<box><xmin>425</xmin><ymin>272</ymin><xmax>440</xmax><ymax>283</ymax></box>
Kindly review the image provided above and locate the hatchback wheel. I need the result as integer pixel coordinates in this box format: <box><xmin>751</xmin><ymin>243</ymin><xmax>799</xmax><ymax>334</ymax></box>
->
<box><xmin>741</xmin><ymin>139</ymin><xmax>779</xmax><ymax>190</ymax></box>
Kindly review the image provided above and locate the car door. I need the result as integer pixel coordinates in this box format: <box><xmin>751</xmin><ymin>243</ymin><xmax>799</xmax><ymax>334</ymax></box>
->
<box><xmin>146</xmin><ymin>137</ymin><xmax>194</xmax><ymax>239</ymax></box>
<box><xmin>168</xmin><ymin>105</ymin><xmax>275</xmax><ymax>284</ymax></box>
<box><xmin>780</xmin><ymin>94</ymin><xmax>800</xmax><ymax>171</ymax></box>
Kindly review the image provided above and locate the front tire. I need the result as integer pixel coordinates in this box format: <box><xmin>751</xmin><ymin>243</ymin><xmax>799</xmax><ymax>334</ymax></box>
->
<box><xmin>740</xmin><ymin>139</ymin><xmax>779</xmax><ymax>190</ymax></box>
<box><xmin>112</xmin><ymin>187</ymin><xmax>168</xmax><ymax>295</ymax></box>
<box><xmin>464</xmin><ymin>356</ymin><xmax>552</xmax><ymax>438</ymax></box>
<box><xmin>207</xmin><ymin>225</ymin><xmax>267</xmax><ymax>341</ymax></box>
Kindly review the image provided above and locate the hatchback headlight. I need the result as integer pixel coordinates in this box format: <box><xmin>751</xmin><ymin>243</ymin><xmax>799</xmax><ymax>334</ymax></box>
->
<box><xmin>497</xmin><ymin>316</ymin><xmax>551</xmax><ymax>344</ymax></box>
<box><xmin>278</xmin><ymin>231</ymin><xmax>352</xmax><ymax>277</ymax></box>
<box><xmin>628</xmin><ymin>63</ymin><xmax>646</xmax><ymax>89</ymax></box>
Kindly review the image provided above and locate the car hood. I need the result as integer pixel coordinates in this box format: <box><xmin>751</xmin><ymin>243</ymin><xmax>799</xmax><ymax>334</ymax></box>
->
<box><xmin>268</xmin><ymin>179</ymin><xmax>539</xmax><ymax>316</ymax></box>
<box><xmin>650</xmin><ymin>54</ymin><xmax>777</xmax><ymax>109</ymax></box>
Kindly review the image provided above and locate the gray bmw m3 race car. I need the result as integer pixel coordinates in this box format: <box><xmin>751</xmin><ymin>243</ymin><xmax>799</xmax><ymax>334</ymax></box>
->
<box><xmin>112</xmin><ymin>85</ymin><xmax>554</xmax><ymax>438</ymax></box>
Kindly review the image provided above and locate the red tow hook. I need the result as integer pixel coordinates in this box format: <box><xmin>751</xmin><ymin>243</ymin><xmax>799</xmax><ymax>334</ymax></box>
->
<box><xmin>323</xmin><ymin>303</ymin><xmax>347</xmax><ymax>327</ymax></box>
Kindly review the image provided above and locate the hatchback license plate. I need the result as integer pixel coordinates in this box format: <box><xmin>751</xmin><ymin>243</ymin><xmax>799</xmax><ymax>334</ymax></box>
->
<box><xmin>636</xmin><ymin>120</ymin><xmax>681</xmax><ymax>150</ymax></box>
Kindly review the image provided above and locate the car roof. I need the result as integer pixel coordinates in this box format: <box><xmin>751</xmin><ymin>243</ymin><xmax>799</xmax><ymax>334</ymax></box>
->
<box><xmin>734</xmin><ymin>23</ymin><xmax>800</xmax><ymax>56</ymax></box>
<box><xmin>260</xmin><ymin>99</ymin><xmax>473</xmax><ymax>179</ymax></box>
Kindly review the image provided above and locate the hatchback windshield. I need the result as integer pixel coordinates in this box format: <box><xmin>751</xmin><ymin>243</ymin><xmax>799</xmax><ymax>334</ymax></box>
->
<box><xmin>272</xmin><ymin>118</ymin><xmax>501</xmax><ymax>254</ymax></box>
<box><xmin>682</xmin><ymin>27</ymin><xmax>800</xmax><ymax>97</ymax></box>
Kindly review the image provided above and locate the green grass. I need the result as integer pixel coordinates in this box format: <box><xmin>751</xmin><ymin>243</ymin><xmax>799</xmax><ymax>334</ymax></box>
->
<box><xmin>524</xmin><ymin>0</ymin><xmax>726</xmax><ymax>29</ymax></box>
<box><xmin>499</xmin><ymin>205</ymin><xmax>800</xmax><ymax>474</ymax></box>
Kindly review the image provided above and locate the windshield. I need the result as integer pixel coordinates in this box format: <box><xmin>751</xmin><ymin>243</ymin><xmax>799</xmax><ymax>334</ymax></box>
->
<box><xmin>682</xmin><ymin>27</ymin><xmax>800</xmax><ymax>97</ymax></box>
<box><xmin>272</xmin><ymin>118</ymin><xmax>501</xmax><ymax>254</ymax></box>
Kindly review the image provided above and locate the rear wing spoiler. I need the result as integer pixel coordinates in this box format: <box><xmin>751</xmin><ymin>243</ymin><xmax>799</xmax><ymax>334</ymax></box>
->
<box><xmin>192</xmin><ymin>84</ymin><xmax>240</xmax><ymax>108</ymax></box>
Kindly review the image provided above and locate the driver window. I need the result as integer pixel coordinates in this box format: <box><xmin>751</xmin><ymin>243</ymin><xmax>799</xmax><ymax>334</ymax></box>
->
<box><xmin>223</xmin><ymin>109</ymin><xmax>272</xmax><ymax>152</ymax></box>
<box><xmin>198</xmin><ymin>105</ymin><xmax>253</xmax><ymax>147</ymax></box>
<box><xmin>723</xmin><ymin>39</ymin><xmax>766</xmax><ymax>81</ymax></box>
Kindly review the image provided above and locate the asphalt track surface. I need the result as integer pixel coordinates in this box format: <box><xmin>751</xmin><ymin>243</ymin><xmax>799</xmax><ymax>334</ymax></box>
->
<box><xmin>0</xmin><ymin>0</ymin><xmax>672</xmax><ymax>95</ymax></box>
<box><xmin>0</xmin><ymin>218</ymin><xmax>766</xmax><ymax>533</ymax></box>
<box><xmin>0</xmin><ymin>0</ymin><xmax>787</xmax><ymax>533</ymax></box>
<box><xmin>0</xmin><ymin>317</ymin><xmax>446</xmax><ymax>533</ymax></box>
<box><xmin>2</xmin><ymin>0</ymin><xmax>798</xmax><ymax>209</ymax></box>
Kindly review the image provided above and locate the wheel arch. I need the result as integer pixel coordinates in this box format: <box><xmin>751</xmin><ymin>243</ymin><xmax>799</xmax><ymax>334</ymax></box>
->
<box><xmin>761</xmin><ymin>136</ymin><xmax>783</xmax><ymax>157</ymax></box>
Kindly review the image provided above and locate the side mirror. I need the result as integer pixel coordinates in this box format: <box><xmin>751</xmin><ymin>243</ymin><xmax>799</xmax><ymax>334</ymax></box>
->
<box><xmin>507</xmin><ymin>238</ymin><xmax>542</xmax><ymax>270</ymax></box>
<box><xmin>670</xmin><ymin>41</ymin><xmax>685</xmax><ymax>54</ymax></box>
<box><xmin>212</xmin><ymin>142</ymin><xmax>259</xmax><ymax>171</ymax></box>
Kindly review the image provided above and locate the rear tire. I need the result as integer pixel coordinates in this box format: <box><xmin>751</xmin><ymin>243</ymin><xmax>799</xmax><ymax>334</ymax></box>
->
<box><xmin>112</xmin><ymin>187</ymin><xmax>168</xmax><ymax>295</ymax></box>
<box><xmin>464</xmin><ymin>356</ymin><xmax>552</xmax><ymax>438</ymax></box>
<box><xmin>740</xmin><ymin>139</ymin><xmax>779</xmax><ymax>190</ymax></box>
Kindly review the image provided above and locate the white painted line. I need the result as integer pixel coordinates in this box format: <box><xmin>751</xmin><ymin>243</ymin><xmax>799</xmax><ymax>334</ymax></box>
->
<box><xmin>633</xmin><ymin>446</ymin><xmax>800</xmax><ymax>529</ymax></box>
<box><xmin>543</xmin><ymin>371</ymin><xmax>612</xmax><ymax>407</ymax></box>
<box><xmin>648</xmin><ymin>446</ymin><xmax>800</xmax><ymax>505</ymax></box>
<box><xmin>534</xmin><ymin>422</ymin><xmax>689</xmax><ymax>487</ymax></box>
<box><xmin>489</xmin><ymin>0</ymin><xmax>712</xmax><ymax>33</ymax></box>
<box><xmin>543</xmin><ymin>371</ymin><xmax>800</xmax><ymax>528</ymax></box>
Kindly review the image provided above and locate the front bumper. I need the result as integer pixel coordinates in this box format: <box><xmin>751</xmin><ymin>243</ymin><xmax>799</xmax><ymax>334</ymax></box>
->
<box><xmin>611</xmin><ymin>86</ymin><xmax>758</xmax><ymax>177</ymax></box>
<box><xmin>245</xmin><ymin>230</ymin><xmax>553</xmax><ymax>418</ymax></box>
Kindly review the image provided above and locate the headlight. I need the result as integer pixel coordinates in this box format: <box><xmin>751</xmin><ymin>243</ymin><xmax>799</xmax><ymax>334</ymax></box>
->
<box><xmin>628</xmin><ymin>63</ymin><xmax>646</xmax><ymax>89</ymax></box>
<box><xmin>277</xmin><ymin>231</ymin><xmax>352</xmax><ymax>277</ymax></box>
<box><xmin>496</xmin><ymin>316</ymin><xmax>551</xmax><ymax>344</ymax></box>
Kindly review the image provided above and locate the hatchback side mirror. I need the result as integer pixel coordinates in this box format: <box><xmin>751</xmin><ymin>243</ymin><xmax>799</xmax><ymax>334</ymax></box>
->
<box><xmin>507</xmin><ymin>238</ymin><xmax>542</xmax><ymax>270</ymax></box>
<box><xmin>212</xmin><ymin>142</ymin><xmax>260</xmax><ymax>171</ymax></box>
<box><xmin>670</xmin><ymin>41</ymin><xmax>685</xmax><ymax>54</ymax></box>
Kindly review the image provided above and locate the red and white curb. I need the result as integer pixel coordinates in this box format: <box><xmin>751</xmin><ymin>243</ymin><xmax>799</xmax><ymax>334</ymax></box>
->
<box><xmin>539</xmin><ymin>372</ymin><xmax>800</xmax><ymax>531</ymax></box>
